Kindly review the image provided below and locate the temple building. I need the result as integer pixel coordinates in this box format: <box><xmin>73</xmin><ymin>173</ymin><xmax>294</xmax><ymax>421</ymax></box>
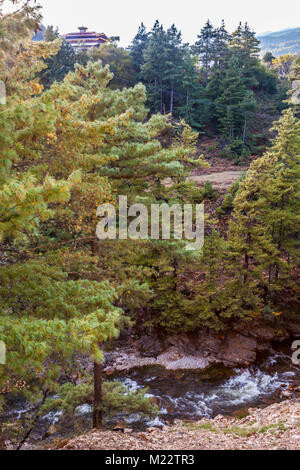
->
<box><xmin>63</xmin><ymin>26</ymin><xmax>109</xmax><ymax>51</ymax></box>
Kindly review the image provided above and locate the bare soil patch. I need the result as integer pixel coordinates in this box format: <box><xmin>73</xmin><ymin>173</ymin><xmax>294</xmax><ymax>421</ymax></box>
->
<box><xmin>189</xmin><ymin>170</ymin><xmax>244</xmax><ymax>190</ymax></box>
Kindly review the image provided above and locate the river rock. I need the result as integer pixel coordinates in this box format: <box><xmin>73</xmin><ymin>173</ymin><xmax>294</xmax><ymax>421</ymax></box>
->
<box><xmin>106</xmin><ymin>314</ymin><xmax>296</xmax><ymax>371</ymax></box>
<box><xmin>137</xmin><ymin>335</ymin><xmax>165</xmax><ymax>357</ymax></box>
<box><xmin>280</xmin><ymin>390</ymin><xmax>293</xmax><ymax>399</ymax></box>
<box><xmin>197</xmin><ymin>330</ymin><xmax>223</xmax><ymax>355</ymax></box>
<box><xmin>44</xmin><ymin>424</ymin><xmax>57</xmax><ymax>438</ymax></box>
<box><xmin>166</xmin><ymin>335</ymin><xmax>192</xmax><ymax>349</ymax></box>
<box><xmin>113</xmin><ymin>421</ymin><xmax>127</xmax><ymax>431</ymax></box>
<box><xmin>123</xmin><ymin>428</ymin><xmax>133</xmax><ymax>434</ymax></box>
<box><xmin>157</xmin><ymin>347</ymin><xmax>212</xmax><ymax>370</ymax></box>
<box><xmin>220</xmin><ymin>332</ymin><xmax>257</xmax><ymax>366</ymax></box>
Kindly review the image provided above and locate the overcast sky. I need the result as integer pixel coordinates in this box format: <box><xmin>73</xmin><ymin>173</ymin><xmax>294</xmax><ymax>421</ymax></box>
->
<box><xmin>5</xmin><ymin>0</ymin><xmax>300</xmax><ymax>46</ymax></box>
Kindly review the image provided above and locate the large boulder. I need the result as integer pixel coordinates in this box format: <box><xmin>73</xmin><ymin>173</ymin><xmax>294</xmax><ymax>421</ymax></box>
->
<box><xmin>233</xmin><ymin>320</ymin><xmax>289</xmax><ymax>343</ymax></box>
<box><xmin>197</xmin><ymin>330</ymin><xmax>223</xmax><ymax>356</ymax></box>
<box><xmin>137</xmin><ymin>335</ymin><xmax>165</xmax><ymax>357</ymax></box>
<box><xmin>220</xmin><ymin>332</ymin><xmax>257</xmax><ymax>367</ymax></box>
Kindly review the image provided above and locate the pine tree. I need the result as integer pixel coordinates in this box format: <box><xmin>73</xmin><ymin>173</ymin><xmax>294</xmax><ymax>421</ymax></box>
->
<box><xmin>263</xmin><ymin>52</ymin><xmax>275</xmax><ymax>65</ymax></box>
<box><xmin>229</xmin><ymin>22</ymin><xmax>260</xmax><ymax>87</ymax></box>
<box><xmin>0</xmin><ymin>26</ymin><xmax>74</xmax><ymax>241</ymax></box>
<box><xmin>39</xmin><ymin>26</ymin><xmax>76</xmax><ymax>89</ymax></box>
<box><xmin>241</xmin><ymin>90</ymin><xmax>257</xmax><ymax>146</ymax></box>
<box><xmin>228</xmin><ymin>108</ymin><xmax>300</xmax><ymax>310</ymax></box>
<box><xmin>0</xmin><ymin>0</ymin><xmax>42</xmax><ymax>61</ymax></box>
<box><xmin>193</xmin><ymin>20</ymin><xmax>217</xmax><ymax>86</ymax></box>
<box><xmin>214</xmin><ymin>20</ymin><xmax>230</xmax><ymax>68</ymax></box>
<box><xmin>88</xmin><ymin>43</ymin><xmax>136</xmax><ymax>89</ymax></box>
<box><xmin>164</xmin><ymin>24</ymin><xmax>185</xmax><ymax>115</ymax></box>
<box><xmin>184</xmin><ymin>230</ymin><xmax>227</xmax><ymax>330</ymax></box>
<box><xmin>0</xmin><ymin>8</ymin><xmax>165</xmax><ymax>433</ymax></box>
<box><xmin>129</xmin><ymin>22</ymin><xmax>149</xmax><ymax>80</ymax></box>
<box><xmin>215</xmin><ymin>55</ymin><xmax>246</xmax><ymax>139</ymax></box>
<box><xmin>178</xmin><ymin>47</ymin><xmax>209</xmax><ymax>128</ymax></box>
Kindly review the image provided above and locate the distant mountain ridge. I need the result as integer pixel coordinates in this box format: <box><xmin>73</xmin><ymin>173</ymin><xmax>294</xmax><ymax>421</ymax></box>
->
<box><xmin>258</xmin><ymin>27</ymin><xmax>300</xmax><ymax>56</ymax></box>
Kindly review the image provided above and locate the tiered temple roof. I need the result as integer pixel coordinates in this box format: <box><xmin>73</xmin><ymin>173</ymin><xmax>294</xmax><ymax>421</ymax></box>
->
<box><xmin>63</xmin><ymin>26</ymin><xmax>109</xmax><ymax>50</ymax></box>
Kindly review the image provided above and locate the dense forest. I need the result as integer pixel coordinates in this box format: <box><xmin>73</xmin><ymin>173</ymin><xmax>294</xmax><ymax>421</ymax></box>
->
<box><xmin>0</xmin><ymin>0</ymin><xmax>299</xmax><ymax>449</ymax></box>
<box><xmin>39</xmin><ymin>20</ymin><xmax>290</xmax><ymax>163</ymax></box>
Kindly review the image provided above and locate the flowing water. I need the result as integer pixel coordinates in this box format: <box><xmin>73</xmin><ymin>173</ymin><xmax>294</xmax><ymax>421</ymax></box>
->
<box><xmin>1</xmin><ymin>344</ymin><xmax>299</xmax><ymax>448</ymax></box>
<box><xmin>116</xmin><ymin>347</ymin><xmax>299</xmax><ymax>426</ymax></box>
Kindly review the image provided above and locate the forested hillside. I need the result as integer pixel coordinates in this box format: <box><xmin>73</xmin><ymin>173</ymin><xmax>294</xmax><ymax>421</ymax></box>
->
<box><xmin>258</xmin><ymin>28</ymin><xmax>300</xmax><ymax>56</ymax></box>
<box><xmin>0</xmin><ymin>0</ymin><xmax>299</xmax><ymax>450</ymax></box>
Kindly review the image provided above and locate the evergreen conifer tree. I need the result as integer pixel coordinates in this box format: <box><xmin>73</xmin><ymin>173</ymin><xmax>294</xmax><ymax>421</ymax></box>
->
<box><xmin>194</xmin><ymin>20</ymin><xmax>217</xmax><ymax>86</ymax></box>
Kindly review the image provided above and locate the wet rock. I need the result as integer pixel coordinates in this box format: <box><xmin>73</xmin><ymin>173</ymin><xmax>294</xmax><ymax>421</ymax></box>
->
<box><xmin>221</xmin><ymin>332</ymin><xmax>257</xmax><ymax>367</ymax></box>
<box><xmin>166</xmin><ymin>335</ymin><xmax>192</xmax><ymax>350</ymax></box>
<box><xmin>137</xmin><ymin>336</ymin><xmax>165</xmax><ymax>357</ymax></box>
<box><xmin>107</xmin><ymin>319</ymin><xmax>294</xmax><ymax>371</ymax></box>
<box><xmin>233</xmin><ymin>319</ymin><xmax>289</xmax><ymax>348</ymax></box>
<box><xmin>280</xmin><ymin>390</ymin><xmax>293</xmax><ymax>399</ymax></box>
<box><xmin>233</xmin><ymin>321</ymin><xmax>275</xmax><ymax>341</ymax></box>
<box><xmin>197</xmin><ymin>330</ymin><xmax>223</xmax><ymax>355</ymax></box>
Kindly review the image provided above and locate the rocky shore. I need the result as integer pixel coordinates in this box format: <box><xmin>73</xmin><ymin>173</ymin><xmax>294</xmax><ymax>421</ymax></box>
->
<box><xmin>104</xmin><ymin>319</ymin><xmax>300</xmax><ymax>373</ymax></box>
<box><xmin>58</xmin><ymin>399</ymin><xmax>300</xmax><ymax>450</ymax></box>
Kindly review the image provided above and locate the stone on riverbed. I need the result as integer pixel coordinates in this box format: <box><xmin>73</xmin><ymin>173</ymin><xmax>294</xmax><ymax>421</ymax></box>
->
<box><xmin>156</xmin><ymin>347</ymin><xmax>212</xmax><ymax>370</ymax></box>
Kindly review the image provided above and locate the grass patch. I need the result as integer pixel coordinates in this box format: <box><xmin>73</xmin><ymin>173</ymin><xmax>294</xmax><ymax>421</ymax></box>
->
<box><xmin>223</xmin><ymin>425</ymin><xmax>258</xmax><ymax>437</ymax></box>
<box><xmin>184</xmin><ymin>422</ymin><xmax>218</xmax><ymax>433</ymax></box>
<box><xmin>259</xmin><ymin>421</ymin><xmax>286</xmax><ymax>433</ymax></box>
<box><xmin>183</xmin><ymin>419</ymin><xmax>287</xmax><ymax>437</ymax></box>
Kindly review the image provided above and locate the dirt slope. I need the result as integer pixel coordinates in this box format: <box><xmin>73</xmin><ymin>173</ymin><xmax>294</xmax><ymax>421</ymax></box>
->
<box><xmin>189</xmin><ymin>171</ymin><xmax>244</xmax><ymax>191</ymax></box>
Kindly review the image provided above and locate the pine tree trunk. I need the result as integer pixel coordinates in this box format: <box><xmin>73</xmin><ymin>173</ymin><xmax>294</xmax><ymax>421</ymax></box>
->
<box><xmin>93</xmin><ymin>361</ymin><xmax>103</xmax><ymax>429</ymax></box>
<box><xmin>205</xmin><ymin>53</ymin><xmax>209</xmax><ymax>87</ymax></box>
<box><xmin>243</xmin><ymin>252</ymin><xmax>249</xmax><ymax>283</ymax></box>
<box><xmin>170</xmin><ymin>83</ymin><xmax>174</xmax><ymax>115</ymax></box>
<box><xmin>186</xmin><ymin>90</ymin><xmax>189</xmax><ymax>118</ymax></box>
<box><xmin>242</xmin><ymin>112</ymin><xmax>247</xmax><ymax>145</ymax></box>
